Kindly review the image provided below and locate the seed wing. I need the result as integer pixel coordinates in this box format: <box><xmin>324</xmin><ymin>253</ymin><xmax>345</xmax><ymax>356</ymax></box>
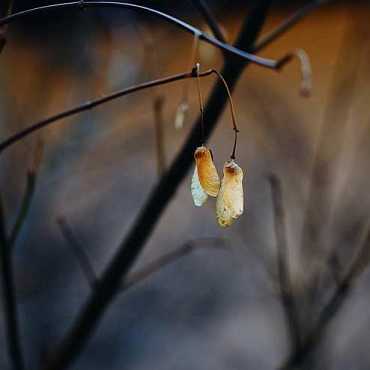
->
<box><xmin>191</xmin><ymin>166</ymin><xmax>208</xmax><ymax>207</ymax></box>
<box><xmin>195</xmin><ymin>147</ymin><xmax>220</xmax><ymax>197</ymax></box>
<box><xmin>216</xmin><ymin>161</ymin><xmax>244</xmax><ymax>227</ymax></box>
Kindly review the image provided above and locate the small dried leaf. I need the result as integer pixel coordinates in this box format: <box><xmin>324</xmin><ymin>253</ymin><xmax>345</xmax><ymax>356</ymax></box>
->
<box><xmin>194</xmin><ymin>146</ymin><xmax>220</xmax><ymax>197</ymax></box>
<box><xmin>191</xmin><ymin>166</ymin><xmax>208</xmax><ymax>207</ymax></box>
<box><xmin>174</xmin><ymin>102</ymin><xmax>189</xmax><ymax>130</ymax></box>
<box><xmin>216</xmin><ymin>160</ymin><xmax>244</xmax><ymax>227</ymax></box>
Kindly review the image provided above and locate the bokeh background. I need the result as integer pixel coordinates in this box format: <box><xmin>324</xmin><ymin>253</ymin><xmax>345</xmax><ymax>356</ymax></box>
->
<box><xmin>1</xmin><ymin>1</ymin><xmax>370</xmax><ymax>369</ymax></box>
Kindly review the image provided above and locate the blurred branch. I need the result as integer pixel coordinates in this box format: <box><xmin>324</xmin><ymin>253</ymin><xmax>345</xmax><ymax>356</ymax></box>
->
<box><xmin>58</xmin><ymin>216</ymin><xmax>226</xmax><ymax>293</ymax></box>
<box><xmin>57</xmin><ymin>217</ymin><xmax>98</xmax><ymax>289</ymax></box>
<box><xmin>8</xmin><ymin>140</ymin><xmax>44</xmax><ymax>250</ymax></box>
<box><xmin>268</xmin><ymin>174</ymin><xmax>302</xmax><ymax>353</ymax></box>
<box><xmin>0</xmin><ymin>1</ymin><xmax>293</xmax><ymax>70</ymax></box>
<box><xmin>0</xmin><ymin>0</ymin><xmax>13</xmax><ymax>54</ymax></box>
<box><xmin>0</xmin><ymin>197</ymin><xmax>25</xmax><ymax>370</ymax></box>
<box><xmin>189</xmin><ymin>0</ymin><xmax>227</xmax><ymax>43</ymax></box>
<box><xmin>42</xmin><ymin>4</ymin><xmax>273</xmax><ymax>370</ymax></box>
<box><xmin>153</xmin><ymin>96</ymin><xmax>167</xmax><ymax>177</ymax></box>
<box><xmin>253</xmin><ymin>0</ymin><xmax>331</xmax><ymax>52</ymax></box>
<box><xmin>280</xmin><ymin>222</ymin><xmax>370</xmax><ymax>370</ymax></box>
<box><xmin>0</xmin><ymin>69</ymin><xmax>213</xmax><ymax>154</ymax></box>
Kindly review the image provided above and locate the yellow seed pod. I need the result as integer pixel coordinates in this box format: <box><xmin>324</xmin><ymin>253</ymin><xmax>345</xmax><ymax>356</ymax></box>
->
<box><xmin>216</xmin><ymin>160</ymin><xmax>244</xmax><ymax>227</ymax></box>
<box><xmin>194</xmin><ymin>146</ymin><xmax>220</xmax><ymax>197</ymax></box>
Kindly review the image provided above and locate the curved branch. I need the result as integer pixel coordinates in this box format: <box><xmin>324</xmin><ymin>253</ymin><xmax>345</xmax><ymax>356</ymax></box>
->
<box><xmin>0</xmin><ymin>69</ymin><xmax>213</xmax><ymax>154</ymax></box>
<box><xmin>0</xmin><ymin>1</ymin><xmax>290</xmax><ymax>70</ymax></box>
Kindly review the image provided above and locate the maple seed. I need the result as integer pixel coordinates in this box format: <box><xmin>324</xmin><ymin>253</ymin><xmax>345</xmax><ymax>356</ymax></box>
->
<box><xmin>216</xmin><ymin>160</ymin><xmax>244</xmax><ymax>227</ymax></box>
<box><xmin>194</xmin><ymin>146</ymin><xmax>220</xmax><ymax>197</ymax></box>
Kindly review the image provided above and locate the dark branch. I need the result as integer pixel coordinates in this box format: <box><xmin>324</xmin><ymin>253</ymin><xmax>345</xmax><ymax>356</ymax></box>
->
<box><xmin>153</xmin><ymin>96</ymin><xmax>166</xmax><ymax>177</ymax></box>
<box><xmin>57</xmin><ymin>217</ymin><xmax>98</xmax><ymax>289</ymax></box>
<box><xmin>253</xmin><ymin>0</ymin><xmax>331</xmax><ymax>52</ymax></box>
<box><xmin>0</xmin><ymin>69</ymin><xmax>213</xmax><ymax>154</ymax></box>
<box><xmin>8</xmin><ymin>139</ymin><xmax>43</xmax><ymax>249</ymax></box>
<box><xmin>190</xmin><ymin>0</ymin><xmax>227</xmax><ymax>43</ymax></box>
<box><xmin>280</xmin><ymin>221</ymin><xmax>370</xmax><ymax>370</ymax></box>
<box><xmin>268</xmin><ymin>174</ymin><xmax>302</xmax><ymax>353</ymax></box>
<box><xmin>0</xmin><ymin>1</ymin><xmax>291</xmax><ymax>70</ymax></box>
<box><xmin>0</xmin><ymin>196</ymin><xmax>25</xmax><ymax>370</ymax></box>
<box><xmin>58</xmin><ymin>215</ymin><xmax>226</xmax><ymax>293</ymax></box>
<box><xmin>41</xmin><ymin>4</ymin><xmax>273</xmax><ymax>370</ymax></box>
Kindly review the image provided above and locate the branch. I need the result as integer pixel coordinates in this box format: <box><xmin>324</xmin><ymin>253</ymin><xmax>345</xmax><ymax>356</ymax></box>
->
<box><xmin>41</xmin><ymin>4</ymin><xmax>273</xmax><ymax>370</ymax></box>
<box><xmin>280</xmin><ymin>221</ymin><xmax>370</xmax><ymax>370</ymax></box>
<box><xmin>268</xmin><ymin>174</ymin><xmax>302</xmax><ymax>353</ymax></box>
<box><xmin>0</xmin><ymin>1</ymin><xmax>291</xmax><ymax>70</ymax></box>
<box><xmin>153</xmin><ymin>96</ymin><xmax>166</xmax><ymax>177</ymax></box>
<box><xmin>58</xmin><ymin>216</ymin><xmax>226</xmax><ymax>293</ymax></box>
<box><xmin>0</xmin><ymin>69</ymin><xmax>213</xmax><ymax>154</ymax></box>
<box><xmin>253</xmin><ymin>0</ymin><xmax>331</xmax><ymax>52</ymax></box>
<box><xmin>57</xmin><ymin>217</ymin><xmax>98</xmax><ymax>289</ymax></box>
<box><xmin>8</xmin><ymin>140</ymin><xmax>44</xmax><ymax>249</ymax></box>
<box><xmin>0</xmin><ymin>197</ymin><xmax>25</xmax><ymax>370</ymax></box>
<box><xmin>190</xmin><ymin>0</ymin><xmax>227</xmax><ymax>43</ymax></box>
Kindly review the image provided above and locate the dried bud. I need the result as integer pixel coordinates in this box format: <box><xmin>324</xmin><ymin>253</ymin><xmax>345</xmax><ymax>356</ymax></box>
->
<box><xmin>194</xmin><ymin>146</ymin><xmax>220</xmax><ymax>197</ymax></box>
<box><xmin>216</xmin><ymin>160</ymin><xmax>244</xmax><ymax>227</ymax></box>
<box><xmin>174</xmin><ymin>102</ymin><xmax>189</xmax><ymax>130</ymax></box>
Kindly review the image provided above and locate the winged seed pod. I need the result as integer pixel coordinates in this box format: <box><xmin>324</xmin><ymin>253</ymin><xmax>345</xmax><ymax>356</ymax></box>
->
<box><xmin>194</xmin><ymin>146</ymin><xmax>220</xmax><ymax>197</ymax></box>
<box><xmin>216</xmin><ymin>160</ymin><xmax>244</xmax><ymax>227</ymax></box>
<box><xmin>191</xmin><ymin>166</ymin><xmax>208</xmax><ymax>207</ymax></box>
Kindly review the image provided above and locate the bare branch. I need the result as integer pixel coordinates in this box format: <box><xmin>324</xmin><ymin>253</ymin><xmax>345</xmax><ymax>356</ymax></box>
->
<box><xmin>58</xmin><ymin>216</ymin><xmax>226</xmax><ymax>293</ymax></box>
<box><xmin>0</xmin><ymin>1</ymin><xmax>292</xmax><ymax>70</ymax></box>
<box><xmin>253</xmin><ymin>0</ymin><xmax>331</xmax><ymax>52</ymax></box>
<box><xmin>190</xmin><ymin>0</ymin><xmax>227</xmax><ymax>43</ymax></box>
<box><xmin>268</xmin><ymin>174</ymin><xmax>302</xmax><ymax>353</ymax></box>
<box><xmin>0</xmin><ymin>69</ymin><xmax>214</xmax><ymax>154</ymax></box>
<box><xmin>8</xmin><ymin>140</ymin><xmax>44</xmax><ymax>250</ymax></box>
<box><xmin>57</xmin><ymin>217</ymin><xmax>98</xmax><ymax>290</ymax></box>
<box><xmin>280</xmin><ymin>221</ymin><xmax>370</xmax><ymax>370</ymax></box>
<box><xmin>153</xmin><ymin>96</ymin><xmax>167</xmax><ymax>177</ymax></box>
<box><xmin>122</xmin><ymin>238</ymin><xmax>227</xmax><ymax>291</ymax></box>
<box><xmin>0</xmin><ymin>196</ymin><xmax>25</xmax><ymax>370</ymax></box>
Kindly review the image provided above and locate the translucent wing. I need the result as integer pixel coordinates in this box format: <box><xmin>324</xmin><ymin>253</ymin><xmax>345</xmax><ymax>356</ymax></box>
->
<box><xmin>191</xmin><ymin>166</ymin><xmax>208</xmax><ymax>207</ymax></box>
<box><xmin>216</xmin><ymin>160</ymin><xmax>244</xmax><ymax>227</ymax></box>
<box><xmin>194</xmin><ymin>146</ymin><xmax>220</xmax><ymax>197</ymax></box>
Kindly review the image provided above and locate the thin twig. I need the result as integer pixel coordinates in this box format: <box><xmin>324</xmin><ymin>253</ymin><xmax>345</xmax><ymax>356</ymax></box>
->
<box><xmin>0</xmin><ymin>1</ymin><xmax>292</xmax><ymax>70</ymax></box>
<box><xmin>123</xmin><ymin>238</ymin><xmax>227</xmax><ymax>290</ymax></box>
<box><xmin>280</xmin><ymin>221</ymin><xmax>370</xmax><ymax>370</ymax></box>
<box><xmin>8</xmin><ymin>140</ymin><xmax>44</xmax><ymax>250</ymax></box>
<box><xmin>268</xmin><ymin>174</ymin><xmax>302</xmax><ymax>354</ymax></box>
<box><xmin>0</xmin><ymin>0</ymin><xmax>13</xmax><ymax>54</ymax></box>
<box><xmin>153</xmin><ymin>96</ymin><xmax>167</xmax><ymax>177</ymax></box>
<box><xmin>0</xmin><ymin>69</ymin><xmax>214</xmax><ymax>154</ymax></box>
<box><xmin>58</xmin><ymin>215</ymin><xmax>226</xmax><ymax>292</ymax></box>
<box><xmin>0</xmin><ymin>196</ymin><xmax>25</xmax><ymax>370</ymax></box>
<box><xmin>57</xmin><ymin>217</ymin><xmax>98</xmax><ymax>289</ymax></box>
<box><xmin>189</xmin><ymin>0</ymin><xmax>227</xmax><ymax>43</ymax></box>
<box><xmin>42</xmin><ymin>5</ymin><xmax>273</xmax><ymax>370</ymax></box>
<box><xmin>253</xmin><ymin>0</ymin><xmax>331</xmax><ymax>52</ymax></box>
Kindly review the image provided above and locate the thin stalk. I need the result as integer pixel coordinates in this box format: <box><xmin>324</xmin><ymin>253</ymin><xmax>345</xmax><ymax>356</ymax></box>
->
<box><xmin>211</xmin><ymin>69</ymin><xmax>239</xmax><ymax>159</ymax></box>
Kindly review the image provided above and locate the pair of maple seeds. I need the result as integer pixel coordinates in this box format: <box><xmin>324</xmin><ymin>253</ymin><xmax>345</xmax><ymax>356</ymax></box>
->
<box><xmin>191</xmin><ymin>146</ymin><xmax>244</xmax><ymax>227</ymax></box>
<box><xmin>189</xmin><ymin>63</ymin><xmax>244</xmax><ymax>228</ymax></box>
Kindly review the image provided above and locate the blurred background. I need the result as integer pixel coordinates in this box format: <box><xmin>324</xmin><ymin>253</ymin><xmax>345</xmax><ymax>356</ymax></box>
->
<box><xmin>1</xmin><ymin>1</ymin><xmax>370</xmax><ymax>369</ymax></box>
